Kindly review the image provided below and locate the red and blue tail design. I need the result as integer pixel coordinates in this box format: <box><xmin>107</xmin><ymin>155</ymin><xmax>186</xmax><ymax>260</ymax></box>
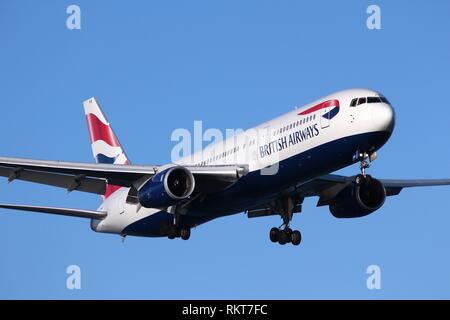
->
<box><xmin>83</xmin><ymin>97</ymin><xmax>130</xmax><ymax>199</ymax></box>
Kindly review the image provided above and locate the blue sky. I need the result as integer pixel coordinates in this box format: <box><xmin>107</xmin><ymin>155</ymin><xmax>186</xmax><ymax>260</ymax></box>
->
<box><xmin>0</xmin><ymin>0</ymin><xmax>450</xmax><ymax>299</ymax></box>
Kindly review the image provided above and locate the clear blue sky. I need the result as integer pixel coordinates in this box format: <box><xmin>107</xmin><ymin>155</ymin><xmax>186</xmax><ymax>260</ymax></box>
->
<box><xmin>0</xmin><ymin>0</ymin><xmax>450</xmax><ymax>299</ymax></box>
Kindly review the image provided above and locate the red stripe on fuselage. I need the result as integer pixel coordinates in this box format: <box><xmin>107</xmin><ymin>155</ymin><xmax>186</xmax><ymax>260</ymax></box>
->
<box><xmin>298</xmin><ymin>99</ymin><xmax>340</xmax><ymax>116</ymax></box>
<box><xmin>86</xmin><ymin>113</ymin><xmax>120</xmax><ymax>147</ymax></box>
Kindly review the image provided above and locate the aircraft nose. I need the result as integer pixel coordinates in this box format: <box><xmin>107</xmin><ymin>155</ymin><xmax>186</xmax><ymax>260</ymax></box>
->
<box><xmin>372</xmin><ymin>101</ymin><xmax>395</xmax><ymax>133</ymax></box>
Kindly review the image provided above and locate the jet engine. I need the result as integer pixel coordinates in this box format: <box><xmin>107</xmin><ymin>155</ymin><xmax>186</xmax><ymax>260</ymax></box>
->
<box><xmin>329</xmin><ymin>175</ymin><xmax>386</xmax><ymax>218</ymax></box>
<box><xmin>138</xmin><ymin>166</ymin><xmax>195</xmax><ymax>208</ymax></box>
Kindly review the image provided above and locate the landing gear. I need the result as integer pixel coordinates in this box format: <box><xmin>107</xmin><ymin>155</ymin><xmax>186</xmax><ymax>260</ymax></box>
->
<box><xmin>269</xmin><ymin>196</ymin><xmax>303</xmax><ymax>246</ymax></box>
<box><xmin>355</xmin><ymin>151</ymin><xmax>377</xmax><ymax>177</ymax></box>
<box><xmin>167</xmin><ymin>225</ymin><xmax>177</xmax><ymax>239</ymax></box>
<box><xmin>180</xmin><ymin>228</ymin><xmax>191</xmax><ymax>240</ymax></box>
<box><xmin>278</xmin><ymin>229</ymin><xmax>289</xmax><ymax>245</ymax></box>
<box><xmin>269</xmin><ymin>227</ymin><xmax>279</xmax><ymax>242</ymax></box>
<box><xmin>291</xmin><ymin>230</ymin><xmax>301</xmax><ymax>246</ymax></box>
<box><xmin>166</xmin><ymin>224</ymin><xmax>191</xmax><ymax>240</ymax></box>
<box><xmin>165</xmin><ymin>206</ymin><xmax>191</xmax><ymax>240</ymax></box>
<box><xmin>269</xmin><ymin>227</ymin><xmax>302</xmax><ymax>246</ymax></box>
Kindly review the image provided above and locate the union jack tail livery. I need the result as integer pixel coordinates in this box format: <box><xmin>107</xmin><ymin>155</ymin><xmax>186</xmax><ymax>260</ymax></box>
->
<box><xmin>83</xmin><ymin>97</ymin><xmax>129</xmax><ymax>199</ymax></box>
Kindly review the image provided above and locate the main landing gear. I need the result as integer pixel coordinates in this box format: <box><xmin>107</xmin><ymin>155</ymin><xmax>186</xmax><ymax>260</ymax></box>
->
<box><xmin>165</xmin><ymin>205</ymin><xmax>191</xmax><ymax>240</ymax></box>
<box><xmin>270</xmin><ymin>227</ymin><xmax>301</xmax><ymax>246</ymax></box>
<box><xmin>269</xmin><ymin>196</ymin><xmax>302</xmax><ymax>246</ymax></box>
<box><xmin>167</xmin><ymin>225</ymin><xmax>191</xmax><ymax>240</ymax></box>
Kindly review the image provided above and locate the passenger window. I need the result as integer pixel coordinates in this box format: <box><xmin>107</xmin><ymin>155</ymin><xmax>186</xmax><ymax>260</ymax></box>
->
<box><xmin>357</xmin><ymin>97</ymin><xmax>366</xmax><ymax>105</ymax></box>
<box><xmin>350</xmin><ymin>98</ymin><xmax>357</xmax><ymax>107</ymax></box>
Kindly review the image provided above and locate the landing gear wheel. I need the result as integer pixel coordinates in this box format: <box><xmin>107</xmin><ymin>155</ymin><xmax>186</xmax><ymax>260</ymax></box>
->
<box><xmin>278</xmin><ymin>230</ymin><xmax>289</xmax><ymax>245</ymax></box>
<box><xmin>167</xmin><ymin>225</ymin><xmax>177</xmax><ymax>239</ymax></box>
<box><xmin>269</xmin><ymin>227</ymin><xmax>279</xmax><ymax>242</ymax></box>
<box><xmin>291</xmin><ymin>230</ymin><xmax>302</xmax><ymax>246</ymax></box>
<box><xmin>180</xmin><ymin>228</ymin><xmax>191</xmax><ymax>240</ymax></box>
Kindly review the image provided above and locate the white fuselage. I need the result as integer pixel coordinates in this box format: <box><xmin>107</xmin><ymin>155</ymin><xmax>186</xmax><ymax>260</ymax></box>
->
<box><xmin>93</xmin><ymin>88</ymin><xmax>395</xmax><ymax>236</ymax></box>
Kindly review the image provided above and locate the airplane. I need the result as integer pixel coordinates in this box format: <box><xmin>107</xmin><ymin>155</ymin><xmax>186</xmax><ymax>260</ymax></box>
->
<box><xmin>1</xmin><ymin>88</ymin><xmax>450</xmax><ymax>246</ymax></box>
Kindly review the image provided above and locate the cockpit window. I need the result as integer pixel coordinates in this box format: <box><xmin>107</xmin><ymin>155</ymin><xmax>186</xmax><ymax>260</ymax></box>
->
<box><xmin>351</xmin><ymin>96</ymin><xmax>390</xmax><ymax>107</ymax></box>
<box><xmin>367</xmin><ymin>97</ymin><xmax>382</xmax><ymax>103</ymax></box>
<box><xmin>379</xmin><ymin>96</ymin><xmax>390</xmax><ymax>104</ymax></box>
<box><xmin>357</xmin><ymin>97</ymin><xmax>366</xmax><ymax>105</ymax></box>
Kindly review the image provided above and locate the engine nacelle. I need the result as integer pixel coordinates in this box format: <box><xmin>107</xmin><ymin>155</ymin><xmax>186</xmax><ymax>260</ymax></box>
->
<box><xmin>138</xmin><ymin>166</ymin><xmax>195</xmax><ymax>208</ymax></box>
<box><xmin>329</xmin><ymin>175</ymin><xmax>386</xmax><ymax>218</ymax></box>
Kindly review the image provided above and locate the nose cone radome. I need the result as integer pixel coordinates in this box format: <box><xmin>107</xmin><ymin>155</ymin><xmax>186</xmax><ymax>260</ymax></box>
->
<box><xmin>373</xmin><ymin>102</ymin><xmax>395</xmax><ymax>134</ymax></box>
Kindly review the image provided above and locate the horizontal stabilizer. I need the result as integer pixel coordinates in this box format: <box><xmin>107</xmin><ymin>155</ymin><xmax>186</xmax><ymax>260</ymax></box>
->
<box><xmin>0</xmin><ymin>204</ymin><xmax>107</xmax><ymax>219</ymax></box>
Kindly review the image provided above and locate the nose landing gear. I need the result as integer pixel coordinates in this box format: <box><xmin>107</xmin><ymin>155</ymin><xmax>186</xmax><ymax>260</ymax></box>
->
<box><xmin>354</xmin><ymin>151</ymin><xmax>377</xmax><ymax>176</ymax></box>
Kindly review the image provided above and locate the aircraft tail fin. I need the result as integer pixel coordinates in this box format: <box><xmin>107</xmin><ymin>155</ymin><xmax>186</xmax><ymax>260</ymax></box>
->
<box><xmin>83</xmin><ymin>97</ymin><xmax>130</xmax><ymax>199</ymax></box>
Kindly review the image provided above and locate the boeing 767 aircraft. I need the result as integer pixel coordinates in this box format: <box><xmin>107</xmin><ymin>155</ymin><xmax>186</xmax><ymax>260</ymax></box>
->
<box><xmin>1</xmin><ymin>89</ymin><xmax>449</xmax><ymax>246</ymax></box>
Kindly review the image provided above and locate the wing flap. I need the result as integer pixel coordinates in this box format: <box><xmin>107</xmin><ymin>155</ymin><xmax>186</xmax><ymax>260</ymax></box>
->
<box><xmin>0</xmin><ymin>167</ymin><xmax>106</xmax><ymax>194</ymax></box>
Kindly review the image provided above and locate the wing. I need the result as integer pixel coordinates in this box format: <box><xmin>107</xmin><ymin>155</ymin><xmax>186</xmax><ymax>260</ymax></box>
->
<box><xmin>299</xmin><ymin>174</ymin><xmax>450</xmax><ymax>207</ymax></box>
<box><xmin>0</xmin><ymin>156</ymin><xmax>248</xmax><ymax>195</ymax></box>
<box><xmin>246</xmin><ymin>173</ymin><xmax>450</xmax><ymax>216</ymax></box>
